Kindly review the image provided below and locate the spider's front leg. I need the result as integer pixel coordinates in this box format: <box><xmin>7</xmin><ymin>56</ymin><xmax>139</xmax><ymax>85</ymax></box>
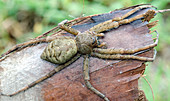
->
<box><xmin>91</xmin><ymin>31</ymin><xmax>158</xmax><ymax>62</ymax></box>
<box><xmin>93</xmin><ymin>30</ymin><xmax>159</xmax><ymax>54</ymax></box>
<box><xmin>112</xmin><ymin>5</ymin><xmax>155</xmax><ymax>22</ymax></box>
<box><xmin>89</xmin><ymin>6</ymin><xmax>155</xmax><ymax>34</ymax></box>
<box><xmin>91</xmin><ymin>49</ymin><xmax>157</xmax><ymax>62</ymax></box>
<box><xmin>83</xmin><ymin>55</ymin><xmax>110</xmax><ymax>101</ymax></box>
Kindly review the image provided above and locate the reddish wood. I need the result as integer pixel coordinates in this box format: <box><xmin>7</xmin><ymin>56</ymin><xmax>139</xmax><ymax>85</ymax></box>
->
<box><xmin>0</xmin><ymin>5</ymin><xmax>156</xmax><ymax>101</ymax></box>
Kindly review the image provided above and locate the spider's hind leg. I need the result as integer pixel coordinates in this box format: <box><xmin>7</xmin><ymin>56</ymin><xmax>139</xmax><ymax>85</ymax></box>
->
<box><xmin>1</xmin><ymin>38</ymin><xmax>51</xmax><ymax>58</ymax></box>
<box><xmin>1</xmin><ymin>54</ymin><xmax>81</xmax><ymax>97</ymax></box>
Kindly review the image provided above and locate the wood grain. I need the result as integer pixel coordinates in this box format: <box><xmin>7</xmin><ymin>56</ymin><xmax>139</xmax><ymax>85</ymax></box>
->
<box><xmin>0</xmin><ymin>5</ymin><xmax>156</xmax><ymax>101</ymax></box>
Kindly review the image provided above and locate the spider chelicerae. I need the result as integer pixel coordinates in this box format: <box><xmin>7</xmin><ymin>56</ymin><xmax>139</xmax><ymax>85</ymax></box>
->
<box><xmin>1</xmin><ymin>5</ymin><xmax>158</xmax><ymax>101</ymax></box>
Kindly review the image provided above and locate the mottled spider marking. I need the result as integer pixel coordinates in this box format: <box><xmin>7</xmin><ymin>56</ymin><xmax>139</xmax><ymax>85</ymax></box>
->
<box><xmin>41</xmin><ymin>36</ymin><xmax>77</xmax><ymax>64</ymax></box>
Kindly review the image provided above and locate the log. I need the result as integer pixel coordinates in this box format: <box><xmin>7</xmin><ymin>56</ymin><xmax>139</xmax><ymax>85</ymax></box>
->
<box><xmin>0</xmin><ymin>5</ymin><xmax>157</xmax><ymax>101</ymax></box>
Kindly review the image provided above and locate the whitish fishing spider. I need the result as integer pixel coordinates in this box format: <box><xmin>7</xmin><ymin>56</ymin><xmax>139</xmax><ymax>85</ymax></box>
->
<box><xmin>1</xmin><ymin>5</ymin><xmax>158</xmax><ymax>101</ymax></box>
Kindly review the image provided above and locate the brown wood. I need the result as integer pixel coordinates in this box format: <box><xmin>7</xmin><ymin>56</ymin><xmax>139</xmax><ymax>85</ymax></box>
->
<box><xmin>0</xmin><ymin>5</ymin><xmax>157</xmax><ymax>101</ymax></box>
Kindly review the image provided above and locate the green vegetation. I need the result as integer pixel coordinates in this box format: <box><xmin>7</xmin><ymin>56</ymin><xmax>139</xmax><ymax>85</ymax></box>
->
<box><xmin>0</xmin><ymin>0</ymin><xmax>169</xmax><ymax>100</ymax></box>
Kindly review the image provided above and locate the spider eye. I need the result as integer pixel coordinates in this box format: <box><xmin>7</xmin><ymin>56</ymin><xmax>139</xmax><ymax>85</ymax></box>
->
<box><xmin>97</xmin><ymin>40</ymin><xmax>100</xmax><ymax>46</ymax></box>
<box><xmin>92</xmin><ymin>37</ymin><xmax>96</xmax><ymax>44</ymax></box>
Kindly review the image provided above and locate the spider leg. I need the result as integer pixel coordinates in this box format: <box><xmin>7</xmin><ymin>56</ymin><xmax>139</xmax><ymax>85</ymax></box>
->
<box><xmin>97</xmin><ymin>42</ymin><xmax>107</xmax><ymax>48</ymax></box>
<box><xmin>89</xmin><ymin>9</ymin><xmax>156</xmax><ymax>33</ymax></box>
<box><xmin>112</xmin><ymin>5</ymin><xmax>155</xmax><ymax>21</ymax></box>
<box><xmin>1</xmin><ymin>36</ymin><xmax>73</xmax><ymax>58</ymax></box>
<box><xmin>93</xmin><ymin>30</ymin><xmax>158</xmax><ymax>54</ymax></box>
<box><xmin>116</xmin><ymin>9</ymin><xmax>156</xmax><ymax>27</ymax></box>
<box><xmin>0</xmin><ymin>38</ymin><xmax>50</xmax><ymax>58</ymax></box>
<box><xmin>1</xmin><ymin>54</ymin><xmax>81</xmax><ymax>97</ymax></box>
<box><xmin>83</xmin><ymin>55</ymin><xmax>110</xmax><ymax>101</ymax></box>
<box><xmin>58</xmin><ymin>21</ymin><xmax>80</xmax><ymax>35</ymax></box>
<box><xmin>91</xmin><ymin>49</ymin><xmax>157</xmax><ymax>62</ymax></box>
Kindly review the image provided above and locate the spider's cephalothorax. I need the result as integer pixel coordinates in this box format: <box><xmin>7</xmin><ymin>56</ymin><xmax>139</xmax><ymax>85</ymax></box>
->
<box><xmin>1</xmin><ymin>5</ymin><xmax>158</xmax><ymax>101</ymax></box>
<box><xmin>75</xmin><ymin>32</ymin><xmax>99</xmax><ymax>54</ymax></box>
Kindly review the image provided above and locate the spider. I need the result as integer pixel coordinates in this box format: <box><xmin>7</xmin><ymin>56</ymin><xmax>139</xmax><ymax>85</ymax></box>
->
<box><xmin>1</xmin><ymin>5</ymin><xmax>158</xmax><ymax>101</ymax></box>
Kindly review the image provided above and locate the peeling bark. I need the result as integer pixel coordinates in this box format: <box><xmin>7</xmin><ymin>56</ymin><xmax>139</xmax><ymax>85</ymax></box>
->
<box><xmin>0</xmin><ymin>5</ymin><xmax>157</xmax><ymax>101</ymax></box>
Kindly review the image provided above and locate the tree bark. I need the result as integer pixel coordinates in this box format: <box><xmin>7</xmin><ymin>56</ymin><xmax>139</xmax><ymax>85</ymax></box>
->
<box><xmin>0</xmin><ymin>5</ymin><xmax>157</xmax><ymax>101</ymax></box>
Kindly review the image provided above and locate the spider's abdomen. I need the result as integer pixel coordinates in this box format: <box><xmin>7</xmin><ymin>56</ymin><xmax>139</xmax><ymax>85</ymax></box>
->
<box><xmin>41</xmin><ymin>37</ymin><xmax>77</xmax><ymax>64</ymax></box>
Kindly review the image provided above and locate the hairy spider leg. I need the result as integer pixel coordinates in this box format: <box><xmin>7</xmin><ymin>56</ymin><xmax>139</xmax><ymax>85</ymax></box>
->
<box><xmin>97</xmin><ymin>42</ymin><xmax>107</xmax><ymax>48</ymax></box>
<box><xmin>89</xmin><ymin>9</ymin><xmax>155</xmax><ymax>34</ymax></box>
<box><xmin>1</xmin><ymin>38</ymin><xmax>48</xmax><ymax>58</ymax></box>
<box><xmin>147</xmin><ymin>20</ymin><xmax>158</xmax><ymax>29</ymax></box>
<box><xmin>0</xmin><ymin>36</ymin><xmax>74</xmax><ymax>58</ymax></box>
<box><xmin>1</xmin><ymin>54</ymin><xmax>81</xmax><ymax>96</ymax></box>
<box><xmin>91</xmin><ymin>49</ymin><xmax>157</xmax><ymax>62</ymax></box>
<box><xmin>143</xmin><ymin>8</ymin><xmax>155</xmax><ymax>22</ymax></box>
<box><xmin>83</xmin><ymin>55</ymin><xmax>110</xmax><ymax>101</ymax></box>
<box><xmin>58</xmin><ymin>24</ymin><xmax>80</xmax><ymax>35</ymax></box>
<box><xmin>93</xmin><ymin>30</ymin><xmax>158</xmax><ymax>54</ymax></box>
<box><xmin>112</xmin><ymin>5</ymin><xmax>155</xmax><ymax>21</ymax></box>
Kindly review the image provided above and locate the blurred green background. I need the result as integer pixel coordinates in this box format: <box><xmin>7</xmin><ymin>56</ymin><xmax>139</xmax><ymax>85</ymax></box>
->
<box><xmin>0</xmin><ymin>0</ymin><xmax>169</xmax><ymax>100</ymax></box>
